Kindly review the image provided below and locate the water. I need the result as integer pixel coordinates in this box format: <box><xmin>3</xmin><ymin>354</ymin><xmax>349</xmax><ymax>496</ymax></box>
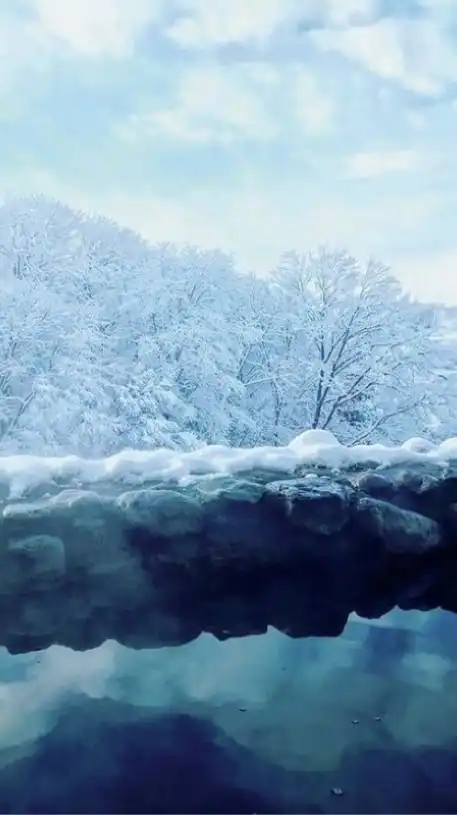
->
<box><xmin>0</xmin><ymin>609</ymin><xmax>456</xmax><ymax>813</ymax></box>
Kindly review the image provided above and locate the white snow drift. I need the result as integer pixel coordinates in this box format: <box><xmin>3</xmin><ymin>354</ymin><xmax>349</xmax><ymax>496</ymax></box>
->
<box><xmin>1</xmin><ymin>429</ymin><xmax>457</xmax><ymax>499</ymax></box>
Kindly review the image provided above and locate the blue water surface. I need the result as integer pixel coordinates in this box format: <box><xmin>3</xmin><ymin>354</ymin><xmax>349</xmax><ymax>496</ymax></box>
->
<box><xmin>0</xmin><ymin>608</ymin><xmax>456</xmax><ymax>813</ymax></box>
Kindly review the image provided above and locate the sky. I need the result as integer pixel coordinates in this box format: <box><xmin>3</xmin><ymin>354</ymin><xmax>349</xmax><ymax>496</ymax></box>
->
<box><xmin>1</xmin><ymin>0</ymin><xmax>457</xmax><ymax>303</ymax></box>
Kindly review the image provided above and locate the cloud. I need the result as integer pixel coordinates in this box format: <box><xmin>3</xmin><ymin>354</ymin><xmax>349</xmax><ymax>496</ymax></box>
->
<box><xmin>292</xmin><ymin>68</ymin><xmax>334</xmax><ymax>135</ymax></box>
<box><xmin>18</xmin><ymin>166</ymin><xmax>439</xmax><ymax>274</ymax></box>
<box><xmin>1</xmin><ymin>0</ymin><xmax>457</xmax><ymax>307</ymax></box>
<box><xmin>118</xmin><ymin>62</ymin><xmax>281</xmax><ymax>143</ymax></box>
<box><xmin>167</xmin><ymin>0</ymin><xmax>380</xmax><ymax>49</ymax></box>
<box><xmin>167</xmin><ymin>0</ymin><xmax>296</xmax><ymax>48</ymax></box>
<box><xmin>297</xmin><ymin>0</ymin><xmax>381</xmax><ymax>30</ymax></box>
<box><xmin>419</xmin><ymin>0</ymin><xmax>457</xmax><ymax>18</ymax></box>
<box><xmin>395</xmin><ymin>248</ymin><xmax>457</xmax><ymax>304</ymax></box>
<box><xmin>316</xmin><ymin>0</ymin><xmax>380</xmax><ymax>27</ymax></box>
<box><xmin>30</xmin><ymin>0</ymin><xmax>163</xmax><ymax>57</ymax></box>
<box><xmin>310</xmin><ymin>15</ymin><xmax>457</xmax><ymax>95</ymax></box>
<box><xmin>0</xmin><ymin>643</ymin><xmax>118</xmax><ymax>751</ymax></box>
<box><xmin>0</xmin><ymin>7</ymin><xmax>52</xmax><ymax>109</ymax></box>
<box><xmin>117</xmin><ymin>61</ymin><xmax>335</xmax><ymax>144</ymax></box>
<box><xmin>345</xmin><ymin>148</ymin><xmax>428</xmax><ymax>179</ymax></box>
<box><xmin>0</xmin><ymin>0</ymin><xmax>165</xmax><ymax>114</ymax></box>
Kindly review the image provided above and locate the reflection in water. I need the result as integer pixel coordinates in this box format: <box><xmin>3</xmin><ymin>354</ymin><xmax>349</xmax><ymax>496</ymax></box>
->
<box><xmin>0</xmin><ymin>609</ymin><xmax>456</xmax><ymax>813</ymax></box>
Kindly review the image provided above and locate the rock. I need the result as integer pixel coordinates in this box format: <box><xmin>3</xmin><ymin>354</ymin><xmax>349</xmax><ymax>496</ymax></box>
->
<box><xmin>376</xmin><ymin>461</ymin><xmax>447</xmax><ymax>493</ymax></box>
<box><xmin>196</xmin><ymin>477</ymin><xmax>264</xmax><ymax>502</ymax></box>
<box><xmin>2</xmin><ymin>534</ymin><xmax>65</xmax><ymax>594</ymax></box>
<box><xmin>201</xmin><ymin>481</ymin><xmax>285</xmax><ymax>563</ymax></box>
<box><xmin>266</xmin><ymin>478</ymin><xmax>354</xmax><ymax>535</ymax></box>
<box><xmin>357</xmin><ymin>497</ymin><xmax>443</xmax><ymax>554</ymax></box>
<box><xmin>117</xmin><ymin>489</ymin><xmax>203</xmax><ymax>537</ymax></box>
<box><xmin>353</xmin><ymin>472</ymin><xmax>393</xmax><ymax>498</ymax></box>
<box><xmin>0</xmin><ymin>458</ymin><xmax>457</xmax><ymax>653</ymax></box>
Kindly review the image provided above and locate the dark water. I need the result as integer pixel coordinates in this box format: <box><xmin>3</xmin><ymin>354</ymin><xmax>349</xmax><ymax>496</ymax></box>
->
<box><xmin>0</xmin><ymin>609</ymin><xmax>456</xmax><ymax>813</ymax></box>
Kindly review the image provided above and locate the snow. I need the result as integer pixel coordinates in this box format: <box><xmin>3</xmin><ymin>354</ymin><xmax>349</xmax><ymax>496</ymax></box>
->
<box><xmin>400</xmin><ymin>437</ymin><xmax>437</xmax><ymax>454</ymax></box>
<box><xmin>1</xmin><ymin>429</ymin><xmax>457</xmax><ymax>499</ymax></box>
<box><xmin>1</xmin><ymin>202</ymin><xmax>452</xmax><ymax>459</ymax></box>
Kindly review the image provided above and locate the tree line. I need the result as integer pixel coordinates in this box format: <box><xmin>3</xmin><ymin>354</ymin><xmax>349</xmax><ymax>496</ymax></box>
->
<box><xmin>0</xmin><ymin>194</ymin><xmax>454</xmax><ymax>456</ymax></box>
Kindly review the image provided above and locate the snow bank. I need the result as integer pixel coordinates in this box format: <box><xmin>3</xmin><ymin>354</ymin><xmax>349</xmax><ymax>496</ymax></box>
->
<box><xmin>1</xmin><ymin>429</ymin><xmax>457</xmax><ymax>499</ymax></box>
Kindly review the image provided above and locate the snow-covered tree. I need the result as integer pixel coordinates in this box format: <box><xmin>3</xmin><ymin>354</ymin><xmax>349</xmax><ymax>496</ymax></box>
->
<box><xmin>0</xmin><ymin>281</ymin><xmax>58</xmax><ymax>445</ymax></box>
<box><xmin>0</xmin><ymin>195</ymin><xmax>455</xmax><ymax>455</ymax></box>
<box><xmin>234</xmin><ymin>275</ymin><xmax>299</xmax><ymax>444</ymax></box>
<box><xmin>270</xmin><ymin>247</ymin><xmax>439</xmax><ymax>443</ymax></box>
<box><xmin>138</xmin><ymin>242</ymin><xmax>254</xmax><ymax>445</ymax></box>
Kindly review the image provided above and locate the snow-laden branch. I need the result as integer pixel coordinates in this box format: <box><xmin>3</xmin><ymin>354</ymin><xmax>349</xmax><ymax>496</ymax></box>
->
<box><xmin>0</xmin><ymin>197</ymin><xmax>455</xmax><ymax>455</ymax></box>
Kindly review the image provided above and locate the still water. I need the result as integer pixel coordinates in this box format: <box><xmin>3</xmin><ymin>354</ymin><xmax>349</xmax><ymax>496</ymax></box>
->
<box><xmin>0</xmin><ymin>609</ymin><xmax>456</xmax><ymax>813</ymax></box>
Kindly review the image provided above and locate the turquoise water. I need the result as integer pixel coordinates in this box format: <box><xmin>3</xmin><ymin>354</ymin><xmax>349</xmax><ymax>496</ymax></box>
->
<box><xmin>0</xmin><ymin>609</ymin><xmax>456</xmax><ymax>812</ymax></box>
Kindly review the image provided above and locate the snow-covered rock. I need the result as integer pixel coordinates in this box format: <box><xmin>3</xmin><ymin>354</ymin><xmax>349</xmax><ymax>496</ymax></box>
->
<box><xmin>1</xmin><ymin>431</ymin><xmax>457</xmax><ymax>654</ymax></box>
<box><xmin>0</xmin><ymin>430</ymin><xmax>457</xmax><ymax>501</ymax></box>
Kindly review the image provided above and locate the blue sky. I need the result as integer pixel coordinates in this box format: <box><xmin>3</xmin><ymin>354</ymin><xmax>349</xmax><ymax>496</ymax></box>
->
<box><xmin>1</xmin><ymin>0</ymin><xmax>457</xmax><ymax>302</ymax></box>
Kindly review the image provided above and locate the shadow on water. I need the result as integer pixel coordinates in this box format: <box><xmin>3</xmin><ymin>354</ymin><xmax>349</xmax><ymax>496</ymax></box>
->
<box><xmin>0</xmin><ymin>608</ymin><xmax>457</xmax><ymax>813</ymax></box>
<box><xmin>0</xmin><ymin>695</ymin><xmax>456</xmax><ymax>814</ymax></box>
<box><xmin>364</xmin><ymin>623</ymin><xmax>414</xmax><ymax>676</ymax></box>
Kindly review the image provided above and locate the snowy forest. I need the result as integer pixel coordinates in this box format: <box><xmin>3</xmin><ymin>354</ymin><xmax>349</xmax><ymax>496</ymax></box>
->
<box><xmin>1</xmin><ymin>194</ymin><xmax>456</xmax><ymax>457</ymax></box>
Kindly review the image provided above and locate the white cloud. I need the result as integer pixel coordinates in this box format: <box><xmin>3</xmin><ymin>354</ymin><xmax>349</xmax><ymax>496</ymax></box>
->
<box><xmin>16</xmin><ymin>166</ymin><xmax>438</xmax><ymax>268</ymax></box>
<box><xmin>31</xmin><ymin>0</ymin><xmax>163</xmax><ymax>57</ymax></box>
<box><xmin>345</xmin><ymin>149</ymin><xmax>426</xmax><ymax>179</ymax></box>
<box><xmin>320</xmin><ymin>0</ymin><xmax>379</xmax><ymax>26</ymax></box>
<box><xmin>111</xmin><ymin>190</ymin><xmax>441</xmax><ymax>307</ymax></box>
<box><xmin>395</xmin><ymin>248</ymin><xmax>457</xmax><ymax>304</ymax></box>
<box><xmin>117</xmin><ymin>60</ymin><xmax>335</xmax><ymax>143</ymax></box>
<box><xmin>4</xmin><ymin>166</ymin><xmax>450</xmax><ymax>305</ymax></box>
<box><xmin>419</xmin><ymin>0</ymin><xmax>457</xmax><ymax>17</ymax></box>
<box><xmin>311</xmin><ymin>16</ymin><xmax>457</xmax><ymax>95</ymax></box>
<box><xmin>291</xmin><ymin>69</ymin><xmax>334</xmax><ymax>135</ymax></box>
<box><xmin>0</xmin><ymin>8</ymin><xmax>52</xmax><ymax>106</ymax></box>
<box><xmin>0</xmin><ymin>0</ymin><xmax>164</xmax><ymax>107</ymax></box>
<box><xmin>168</xmin><ymin>0</ymin><xmax>297</xmax><ymax>48</ymax></box>
<box><xmin>406</xmin><ymin>111</ymin><xmax>427</xmax><ymax>131</ymax></box>
<box><xmin>167</xmin><ymin>0</ymin><xmax>379</xmax><ymax>49</ymax></box>
<box><xmin>118</xmin><ymin>63</ymin><xmax>280</xmax><ymax>143</ymax></box>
